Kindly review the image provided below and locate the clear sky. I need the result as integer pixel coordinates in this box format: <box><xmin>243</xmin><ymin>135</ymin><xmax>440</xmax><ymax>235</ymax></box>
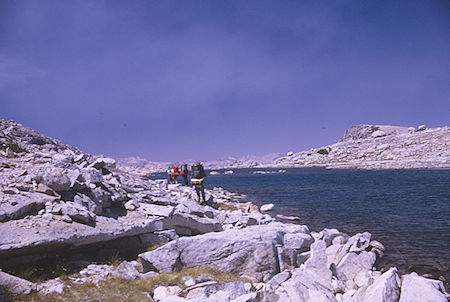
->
<box><xmin>1</xmin><ymin>0</ymin><xmax>449</xmax><ymax>161</ymax></box>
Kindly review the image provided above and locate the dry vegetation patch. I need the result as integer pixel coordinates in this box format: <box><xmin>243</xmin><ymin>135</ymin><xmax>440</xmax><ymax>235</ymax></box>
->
<box><xmin>10</xmin><ymin>268</ymin><xmax>251</xmax><ymax>302</ymax></box>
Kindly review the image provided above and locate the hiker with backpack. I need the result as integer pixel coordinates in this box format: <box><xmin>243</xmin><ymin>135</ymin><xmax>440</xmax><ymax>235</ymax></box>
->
<box><xmin>167</xmin><ymin>165</ymin><xmax>173</xmax><ymax>183</ymax></box>
<box><xmin>167</xmin><ymin>165</ymin><xmax>180</xmax><ymax>184</ymax></box>
<box><xmin>191</xmin><ymin>162</ymin><xmax>207</xmax><ymax>204</ymax></box>
<box><xmin>180</xmin><ymin>164</ymin><xmax>189</xmax><ymax>186</ymax></box>
<box><xmin>171</xmin><ymin>165</ymin><xmax>180</xmax><ymax>184</ymax></box>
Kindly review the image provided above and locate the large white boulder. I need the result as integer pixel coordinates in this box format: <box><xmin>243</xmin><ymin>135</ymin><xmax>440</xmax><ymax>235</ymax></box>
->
<box><xmin>417</xmin><ymin>125</ymin><xmax>426</xmax><ymax>131</ymax></box>
<box><xmin>61</xmin><ymin>201</ymin><xmax>95</xmax><ymax>225</ymax></box>
<box><xmin>282</xmin><ymin>233</ymin><xmax>313</xmax><ymax>250</ymax></box>
<box><xmin>317</xmin><ymin>228</ymin><xmax>349</xmax><ymax>247</ymax></box>
<box><xmin>67</xmin><ymin>169</ymin><xmax>85</xmax><ymax>189</ymax></box>
<box><xmin>0</xmin><ymin>192</ymin><xmax>55</xmax><ymax>222</ymax></box>
<box><xmin>274</xmin><ymin>269</ymin><xmax>337</xmax><ymax>302</ymax></box>
<box><xmin>111</xmin><ymin>261</ymin><xmax>142</xmax><ymax>280</ymax></box>
<box><xmin>371</xmin><ymin>130</ymin><xmax>387</xmax><ymax>138</ymax></box>
<box><xmin>185</xmin><ymin>281</ymin><xmax>252</xmax><ymax>301</ymax></box>
<box><xmin>336</xmin><ymin>251</ymin><xmax>376</xmax><ymax>290</ymax></box>
<box><xmin>139</xmin><ymin>223</ymin><xmax>309</xmax><ymax>281</ymax></box>
<box><xmin>41</xmin><ymin>172</ymin><xmax>71</xmax><ymax>192</ymax></box>
<box><xmin>89</xmin><ymin>157</ymin><xmax>116</xmax><ymax>170</ymax></box>
<box><xmin>358</xmin><ymin>267</ymin><xmax>400</xmax><ymax>302</ymax></box>
<box><xmin>0</xmin><ymin>271</ymin><xmax>35</xmax><ymax>295</ymax></box>
<box><xmin>153</xmin><ymin>285</ymin><xmax>182</xmax><ymax>301</ymax></box>
<box><xmin>73</xmin><ymin>193</ymin><xmax>102</xmax><ymax>215</ymax></box>
<box><xmin>399</xmin><ymin>272</ymin><xmax>449</xmax><ymax>302</ymax></box>
<box><xmin>162</xmin><ymin>213</ymin><xmax>222</xmax><ymax>236</ymax></box>
<box><xmin>159</xmin><ymin>296</ymin><xmax>186</xmax><ymax>302</ymax></box>
<box><xmin>329</xmin><ymin>232</ymin><xmax>372</xmax><ymax>268</ymax></box>
<box><xmin>273</xmin><ymin>240</ymin><xmax>337</xmax><ymax>301</ymax></box>
<box><xmin>232</xmin><ymin>292</ymin><xmax>258</xmax><ymax>302</ymax></box>
<box><xmin>124</xmin><ymin>199</ymin><xmax>140</xmax><ymax>211</ymax></box>
<box><xmin>52</xmin><ymin>153</ymin><xmax>73</xmax><ymax>168</ymax></box>
<box><xmin>260</xmin><ymin>203</ymin><xmax>274</xmax><ymax>212</ymax></box>
<box><xmin>81</xmin><ymin>167</ymin><xmax>103</xmax><ymax>185</ymax></box>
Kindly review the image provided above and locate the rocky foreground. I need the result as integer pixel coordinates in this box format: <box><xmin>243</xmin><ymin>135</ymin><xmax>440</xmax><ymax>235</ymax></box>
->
<box><xmin>0</xmin><ymin>119</ymin><xmax>449</xmax><ymax>302</ymax></box>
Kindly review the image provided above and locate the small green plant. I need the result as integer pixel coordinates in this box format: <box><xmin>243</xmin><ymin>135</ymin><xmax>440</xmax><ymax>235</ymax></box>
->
<box><xmin>8</xmin><ymin>143</ymin><xmax>28</xmax><ymax>153</ymax></box>
<box><xmin>1</xmin><ymin>142</ymin><xmax>28</xmax><ymax>158</ymax></box>
<box><xmin>15</xmin><ymin>267</ymin><xmax>41</xmax><ymax>282</ymax></box>
<box><xmin>317</xmin><ymin>148</ymin><xmax>329</xmax><ymax>155</ymax></box>
<box><xmin>12</xmin><ymin>262</ymin><xmax>71</xmax><ymax>283</ymax></box>
<box><xmin>107</xmin><ymin>251</ymin><xmax>123</xmax><ymax>268</ymax></box>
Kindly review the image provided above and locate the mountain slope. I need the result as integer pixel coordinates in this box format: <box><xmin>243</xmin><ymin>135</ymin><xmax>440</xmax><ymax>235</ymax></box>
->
<box><xmin>276</xmin><ymin>124</ymin><xmax>450</xmax><ymax>169</ymax></box>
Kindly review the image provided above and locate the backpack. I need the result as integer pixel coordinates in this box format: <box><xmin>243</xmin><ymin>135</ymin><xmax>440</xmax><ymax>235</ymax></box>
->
<box><xmin>172</xmin><ymin>165</ymin><xmax>180</xmax><ymax>176</ymax></box>
<box><xmin>180</xmin><ymin>164</ymin><xmax>188</xmax><ymax>176</ymax></box>
<box><xmin>191</xmin><ymin>163</ymin><xmax>206</xmax><ymax>179</ymax></box>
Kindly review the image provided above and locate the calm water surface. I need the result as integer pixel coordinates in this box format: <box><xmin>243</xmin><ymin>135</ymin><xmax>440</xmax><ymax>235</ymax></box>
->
<box><xmin>155</xmin><ymin>168</ymin><xmax>450</xmax><ymax>284</ymax></box>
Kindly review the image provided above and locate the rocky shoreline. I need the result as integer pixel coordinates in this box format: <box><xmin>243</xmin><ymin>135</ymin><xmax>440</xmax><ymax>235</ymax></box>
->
<box><xmin>1</xmin><ymin>119</ymin><xmax>449</xmax><ymax>301</ymax></box>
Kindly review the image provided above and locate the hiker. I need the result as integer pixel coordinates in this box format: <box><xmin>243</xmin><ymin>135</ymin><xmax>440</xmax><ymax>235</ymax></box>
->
<box><xmin>167</xmin><ymin>165</ymin><xmax>173</xmax><ymax>184</ymax></box>
<box><xmin>171</xmin><ymin>165</ymin><xmax>180</xmax><ymax>184</ymax></box>
<box><xmin>180</xmin><ymin>163</ymin><xmax>189</xmax><ymax>186</ymax></box>
<box><xmin>191</xmin><ymin>162</ymin><xmax>207</xmax><ymax>204</ymax></box>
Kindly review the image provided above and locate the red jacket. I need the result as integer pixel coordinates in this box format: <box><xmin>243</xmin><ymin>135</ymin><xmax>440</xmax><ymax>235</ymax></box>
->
<box><xmin>172</xmin><ymin>165</ymin><xmax>180</xmax><ymax>176</ymax></box>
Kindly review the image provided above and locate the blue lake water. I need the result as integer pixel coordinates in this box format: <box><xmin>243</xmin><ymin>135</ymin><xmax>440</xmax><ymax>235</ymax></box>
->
<box><xmin>153</xmin><ymin>168</ymin><xmax>450</xmax><ymax>284</ymax></box>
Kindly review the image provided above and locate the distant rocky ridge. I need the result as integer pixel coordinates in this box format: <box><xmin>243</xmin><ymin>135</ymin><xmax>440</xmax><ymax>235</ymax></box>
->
<box><xmin>276</xmin><ymin>124</ymin><xmax>450</xmax><ymax>169</ymax></box>
<box><xmin>116</xmin><ymin>153</ymin><xmax>283</xmax><ymax>177</ymax></box>
<box><xmin>0</xmin><ymin>119</ymin><xmax>449</xmax><ymax>301</ymax></box>
<box><xmin>116</xmin><ymin>156</ymin><xmax>171</xmax><ymax>176</ymax></box>
<box><xmin>203</xmin><ymin>153</ymin><xmax>282</xmax><ymax>170</ymax></box>
<box><xmin>117</xmin><ymin>125</ymin><xmax>450</xmax><ymax>174</ymax></box>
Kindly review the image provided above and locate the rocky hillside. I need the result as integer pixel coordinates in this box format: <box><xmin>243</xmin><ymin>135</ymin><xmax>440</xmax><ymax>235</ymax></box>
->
<box><xmin>0</xmin><ymin>119</ymin><xmax>449</xmax><ymax>301</ymax></box>
<box><xmin>0</xmin><ymin>119</ymin><xmax>267</xmax><ymax>263</ymax></box>
<box><xmin>276</xmin><ymin>124</ymin><xmax>450</xmax><ymax>169</ymax></box>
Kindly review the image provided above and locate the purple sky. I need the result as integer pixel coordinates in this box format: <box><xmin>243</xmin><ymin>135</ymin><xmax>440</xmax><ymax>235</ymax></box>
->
<box><xmin>1</xmin><ymin>1</ymin><xmax>449</xmax><ymax>161</ymax></box>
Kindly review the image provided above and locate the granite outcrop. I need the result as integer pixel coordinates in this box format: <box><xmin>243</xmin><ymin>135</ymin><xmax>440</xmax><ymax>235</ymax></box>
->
<box><xmin>0</xmin><ymin>120</ymin><xmax>267</xmax><ymax>267</ymax></box>
<box><xmin>276</xmin><ymin>124</ymin><xmax>450</xmax><ymax>169</ymax></box>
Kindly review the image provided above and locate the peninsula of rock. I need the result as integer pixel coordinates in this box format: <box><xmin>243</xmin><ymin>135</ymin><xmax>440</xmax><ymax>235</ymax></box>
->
<box><xmin>275</xmin><ymin>124</ymin><xmax>450</xmax><ymax>169</ymax></box>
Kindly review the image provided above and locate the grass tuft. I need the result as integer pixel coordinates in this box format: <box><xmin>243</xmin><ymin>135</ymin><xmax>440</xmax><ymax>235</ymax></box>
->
<box><xmin>107</xmin><ymin>252</ymin><xmax>122</xmax><ymax>268</ymax></box>
<box><xmin>12</xmin><ymin>263</ymin><xmax>71</xmax><ymax>284</ymax></box>
<box><xmin>145</xmin><ymin>243</ymin><xmax>163</xmax><ymax>253</ymax></box>
<box><xmin>0</xmin><ymin>142</ymin><xmax>28</xmax><ymax>155</ymax></box>
<box><xmin>12</xmin><ymin>268</ymin><xmax>251</xmax><ymax>302</ymax></box>
<box><xmin>218</xmin><ymin>204</ymin><xmax>239</xmax><ymax>211</ymax></box>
